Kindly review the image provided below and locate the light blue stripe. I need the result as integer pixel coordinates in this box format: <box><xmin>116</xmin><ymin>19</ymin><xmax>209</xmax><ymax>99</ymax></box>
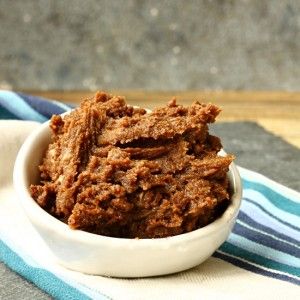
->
<box><xmin>228</xmin><ymin>233</ymin><xmax>300</xmax><ymax>268</ymax></box>
<box><xmin>239</xmin><ymin>167</ymin><xmax>300</xmax><ymax>204</ymax></box>
<box><xmin>1</xmin><ymin>235</ymin><xmax>109</xmax><ymax>300</ymax></box>
<box><xmin>244</xmin><ymin>189</ymin><xmax>300</xmax><ymax>229</ymax></box>
<box><xmin>241</xmin><ymin>201</ymin><xmax>300</xmax><ymax>241</ymax></box>
<box><xmin>243</xmin><ymin>178</ymin><xmax>300</xmax><ymax>215</ymax></box>
<box><xmin>220</xmin><ymin>242</ymin><xmax>300</xmax><ymax>277</ymax></box>
<box><xmin>0</xmin><ymin>91</ymin><xmax>47</xmax><ymax>122</ymax></box>
<box><xmin>0</xmin><ymin>239</ymin><xmax>101</xmax><ymax>300</ymax></box>
<box><xmin>236</xmin><ymin>219</ymin><xmax>300</xmax><ymax>251</ymax></box>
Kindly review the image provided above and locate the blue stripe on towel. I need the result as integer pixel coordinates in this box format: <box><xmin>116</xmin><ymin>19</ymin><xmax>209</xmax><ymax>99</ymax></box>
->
<box><xmin>17</xmin><ymin>93</ymin><xmax>71</xmax><ymax>117</ymax></box>
<box><xmin>244</xmin><ymin>197</ymin><xmax>300</xmax><ymax>232</ymax></box>
<box><xmin>0</xmin><ymin>91</ymin><xmax>48</xmax><ymax>122</ymax></box>
<box><xmin>214</xmin><ymin>251</ymin><xmax>300</xmax><ymax>285</ymax></box>
<box><xmin>0</xmin><ymin>104</ymin><xmax>20</xmax><ymax>119</ymax></box>
<box><xmin>244</xmin><ymin>189</ymin><xmax>300</xmax><ymax>226</ymax></box>
<box><xmin>0</xmin><ymin>239</ymin><xmax>100</xmax><ymax>300</ymax></box>
<box><xmin>227</xmin><ymin>232</ymin><xmax>300</xmax><ymax>268</ymax></box>
<box><xmin>238</xmin><ymin>210</ymin><xmax>300</xmax><ymax>246</ymax></box>
<box><xmin>243</xmin><ymin>179</ymin><xmax>300</xmax><ymax>216</ymax></box>
<box><xmin>241</xmin><ymin>200</ymin><xmax>300</xmax><ymax>242</ymax></box>
<box><xmin>219</xmin><ymin>241</ymin><xmax>300</xmax><ymax>277</ymax></box>
<box><xmin>233</xmin><ymin>221</ymin><xmax>300</xmax><ymax>258</ymax></box>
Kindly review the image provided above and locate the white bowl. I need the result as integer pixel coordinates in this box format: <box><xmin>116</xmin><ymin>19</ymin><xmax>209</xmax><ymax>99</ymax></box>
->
<box><xmin>13</xmin><ymin>116</ymin><xmax>242</xmax><ymax>278</ymax></box>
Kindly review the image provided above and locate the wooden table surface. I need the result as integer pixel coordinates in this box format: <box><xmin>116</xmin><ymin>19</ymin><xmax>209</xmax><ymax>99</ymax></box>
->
<box><xmin>28</xmin><ymin>90</ymin><xmax>300</xmax><ymax>149</ymax></box>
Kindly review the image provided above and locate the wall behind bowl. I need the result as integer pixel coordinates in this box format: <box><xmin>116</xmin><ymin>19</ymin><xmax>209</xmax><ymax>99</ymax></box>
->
<box><xmin>0</xmin><ymin>0</ymin><xmax>299</xmax><ymax>91</ymax></box>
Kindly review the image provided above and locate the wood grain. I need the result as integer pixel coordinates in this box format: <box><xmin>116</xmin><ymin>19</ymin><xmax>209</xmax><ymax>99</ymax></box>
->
<box><xmin>25</xmin><ymin>90</ymin><xmax>300</xmax><ymax>148</ymax></box>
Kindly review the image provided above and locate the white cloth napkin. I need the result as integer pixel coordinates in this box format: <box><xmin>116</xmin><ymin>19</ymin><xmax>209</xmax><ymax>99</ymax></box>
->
<box><xmin>1</xmin><ymin>120</ymin><xmax>299</xmax><ymax>300</ymax></box>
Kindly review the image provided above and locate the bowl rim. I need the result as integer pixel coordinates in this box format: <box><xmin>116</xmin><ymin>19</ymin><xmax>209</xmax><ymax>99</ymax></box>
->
<box><xmin>13</xmin><ymin>114</ymin><xmax>242</xmax><ymax>247</ymax></box>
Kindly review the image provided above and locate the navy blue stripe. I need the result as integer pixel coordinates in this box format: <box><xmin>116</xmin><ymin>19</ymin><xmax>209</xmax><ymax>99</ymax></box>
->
<box><xmin>17</xmin><ymin>93</ymin><xmax>68</xmax><ymax>118</ymax></box>
<box><xmin>213</xmin><ymin>251</ymin><xmax>300</xmax><ymax>286</ymax></box>
<box><xmin>244</xmin><ymin>197</ymin><xmax>300</xmax><ymax>232</ymax></box>
<box><xmin>238</xmin><ymin>210</ymin><xmax>300</xmax><ymax>245</ymax></box>
<box><xmin>0</xmin><ymin>103</ymin><xmax>20</xmax><ymax>119</ymax></box>
<box><xmin>232</xmin><ymin>222</ymin><xmax>300</xmax><ymax>258</ymax></box>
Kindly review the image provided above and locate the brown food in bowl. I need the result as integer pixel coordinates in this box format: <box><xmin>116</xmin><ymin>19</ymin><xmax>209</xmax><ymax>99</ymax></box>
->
<box><xmin>30</xmin><ymin>92</ymin><xmax>234</xmax><ymax>239</ymax></box>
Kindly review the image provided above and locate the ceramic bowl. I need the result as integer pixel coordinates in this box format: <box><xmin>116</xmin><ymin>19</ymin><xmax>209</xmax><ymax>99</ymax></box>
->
<box><xmin>13</xmin><ymin>116</ymin><xmax>242</xmax><ymax>278</ymax></box>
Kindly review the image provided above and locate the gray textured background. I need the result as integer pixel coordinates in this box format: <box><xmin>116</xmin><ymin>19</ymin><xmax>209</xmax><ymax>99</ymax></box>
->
<box><xmin>0</xmin><ymin>0</ymin><xmax>299</xmax><ymax>91</ymax></box>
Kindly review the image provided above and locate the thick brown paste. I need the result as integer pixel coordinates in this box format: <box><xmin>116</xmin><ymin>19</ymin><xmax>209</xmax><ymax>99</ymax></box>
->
<box><xmin>30</xmin><ymin>92</ymin><xmax>234</xmax><ymax>238</ymax></box>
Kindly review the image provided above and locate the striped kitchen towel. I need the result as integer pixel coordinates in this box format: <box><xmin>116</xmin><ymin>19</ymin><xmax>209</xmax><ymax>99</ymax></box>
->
<box><xmin>0</xmin><ymin>90</ymin><xmax>299</xmax><ymax>299</ymax></box>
